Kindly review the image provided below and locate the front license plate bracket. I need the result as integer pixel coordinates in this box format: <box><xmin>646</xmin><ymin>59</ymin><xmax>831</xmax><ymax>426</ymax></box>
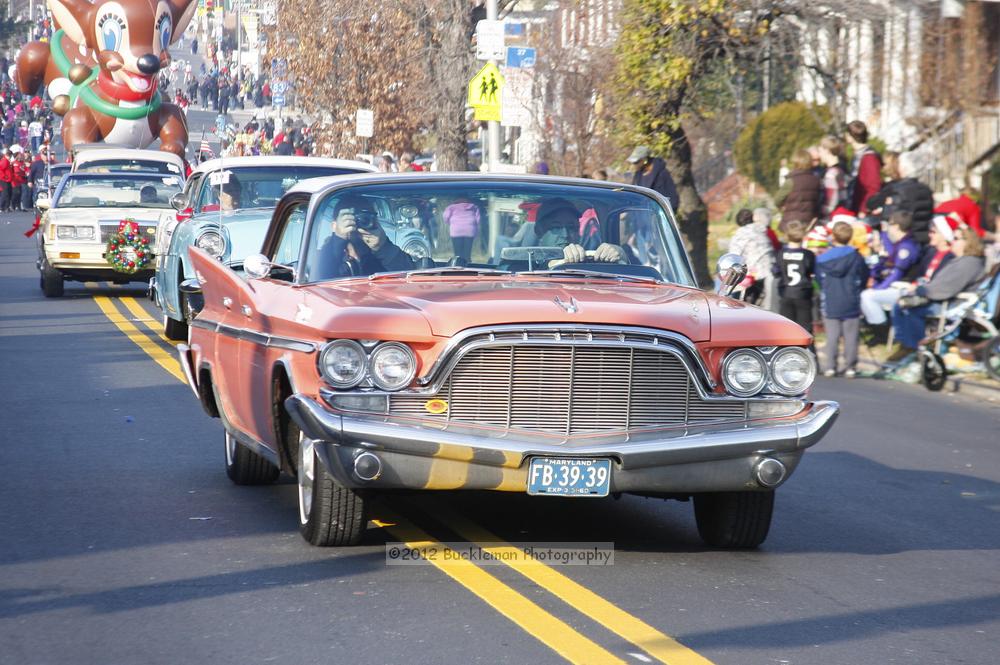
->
<box><xmin>526</xmin><ymin>457</ymin><xmax>612</xmax><ymax>497</ymax></box>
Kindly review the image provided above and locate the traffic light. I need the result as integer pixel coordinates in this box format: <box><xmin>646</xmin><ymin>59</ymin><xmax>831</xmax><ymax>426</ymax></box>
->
<box><xmin>204</xmin><ymin>0</ymin><xmax>213</xmax><ymax>11</ymax></box>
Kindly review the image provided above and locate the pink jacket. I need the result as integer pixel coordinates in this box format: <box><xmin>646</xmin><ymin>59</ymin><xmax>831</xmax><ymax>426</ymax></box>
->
<box><xmin>444</xmin><ymin>202</ymin><xmax>480</xmax><ymax>238</ymax></box>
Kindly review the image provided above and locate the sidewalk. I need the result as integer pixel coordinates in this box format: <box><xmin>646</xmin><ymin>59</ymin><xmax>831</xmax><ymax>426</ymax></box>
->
<box><xmin>854</xmin><ymin>347</ymin><xmax>1000</xmax><ymax>402</ymax></box>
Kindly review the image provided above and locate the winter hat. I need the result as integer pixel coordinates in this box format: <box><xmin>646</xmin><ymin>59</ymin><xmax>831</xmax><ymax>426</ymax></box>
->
<box><xmin>931</xmin><ymin>214</ymin><xmax>962</xmax><ymax>242</ymax></box>
<box><xmin>829</xmin><ymin>207</ymin><xmax>856</xmax><ymax>224</ymax></box>
<box><xmin>627</xmin><ymin>146</ymin><xmax>651</xmax><ymax>163</ymax></box>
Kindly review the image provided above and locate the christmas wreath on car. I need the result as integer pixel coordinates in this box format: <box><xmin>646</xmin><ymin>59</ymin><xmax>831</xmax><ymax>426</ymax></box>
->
<box><xmin>105</xmin><ymin>218</ymin><xmax>152</xmax><ymax>274</ymax></box>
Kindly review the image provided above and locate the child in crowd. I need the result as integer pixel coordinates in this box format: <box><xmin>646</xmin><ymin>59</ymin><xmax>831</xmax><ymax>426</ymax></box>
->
<box><xmin>816</xmin><ymin>222</ymin><xmax>869</xmax><ymax>377</ymax></box>
<box><xmin>775</xmin><ymin>219</ymin><xmax>816</xmax><ymax>333</ymax></box>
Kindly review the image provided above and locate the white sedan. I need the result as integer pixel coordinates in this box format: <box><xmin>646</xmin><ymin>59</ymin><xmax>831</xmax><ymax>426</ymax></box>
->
<box><xmin>36</xmin><ymin>172</ymin><xmax>184</xmax><ymax>297</ymax></box>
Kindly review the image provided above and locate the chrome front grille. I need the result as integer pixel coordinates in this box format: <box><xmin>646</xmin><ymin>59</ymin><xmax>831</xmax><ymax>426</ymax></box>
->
<box><xmin>389</xmin><ymin>344</ymin><xmax>746</xmax><ymax>435</ymax></box>
<box><xmin>99</xmin><ymin>220</ymin><xmax>159</xmax><ymax>245</ymax></box>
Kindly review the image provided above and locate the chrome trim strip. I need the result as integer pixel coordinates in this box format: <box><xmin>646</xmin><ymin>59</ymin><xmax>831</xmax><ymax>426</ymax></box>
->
<box><xmin>419</xmin><ymin>323</ymin><xmax>715</xmax><ymax>390</ymax></box>
<box><xmin>191</xmin><ymin>317</ymin><xmax>317</xmax><ymax>353</ymax></box>
<box><xmin>176</xmin><ymin>343</ymin><xmax>200</xmax><ymax>399</ymax></box>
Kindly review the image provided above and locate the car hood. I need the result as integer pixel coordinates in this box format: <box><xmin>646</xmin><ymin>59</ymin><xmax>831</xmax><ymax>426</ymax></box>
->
<box><xmin>302</xmin><ymin>277</ymin><xmax>712</xmax><ymax>341</ymax></box>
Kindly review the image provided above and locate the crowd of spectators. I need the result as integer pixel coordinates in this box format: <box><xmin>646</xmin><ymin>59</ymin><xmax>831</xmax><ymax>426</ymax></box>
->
<box><xmin>0</xmin><ymin>59</ymin><xmax>59</xmax><ymax>212</ymax></box>
<box><xmin>731</xmin><ymin>120</ymin><xmax>996</xmax><ymax>376</ymax></box>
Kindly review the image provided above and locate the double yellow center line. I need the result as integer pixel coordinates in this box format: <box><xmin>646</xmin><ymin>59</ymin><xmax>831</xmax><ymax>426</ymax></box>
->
<box><xmin>88</xmin><ymin>285</ymin><xmax>715</xmax><ymax>665</ymax></box>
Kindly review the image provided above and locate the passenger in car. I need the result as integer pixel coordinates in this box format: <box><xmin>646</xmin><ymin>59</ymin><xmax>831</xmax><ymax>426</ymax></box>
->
<box><xmin>534</xmin><ymin>198</ymin><xmax>626</xmax><ymax>265</ymax></box>
<box><xmin>317</xmin><ymin>195</ymin><xmax>415</xmax><ymax>279</ymax></box>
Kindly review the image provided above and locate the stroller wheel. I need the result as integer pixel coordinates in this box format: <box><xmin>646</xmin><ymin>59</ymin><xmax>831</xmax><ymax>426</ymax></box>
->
<box><xmin>920</xmin><ymin>350</ymin><xmax>948</xmax><ymax>392</ymax></box>
<box><xmin>983</xmin><ymin>336</ymin><xmax>1000</xmax><ymax>383</ymax></box>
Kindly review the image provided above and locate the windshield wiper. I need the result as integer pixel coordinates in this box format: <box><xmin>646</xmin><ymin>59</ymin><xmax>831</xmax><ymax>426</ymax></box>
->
<box><xmin>369</xmin><ymin>267</ymin><xmax>512</xmax><ymax>281</ymax></box>
<box><xmin>518</xmin><ymin>268</ymin><xmax>661</xmax><ymax>284</ymax></box>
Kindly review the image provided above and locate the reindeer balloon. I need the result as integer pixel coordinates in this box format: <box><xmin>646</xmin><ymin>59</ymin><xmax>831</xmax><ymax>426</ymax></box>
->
<box><xmin>15</xmin><ymin>0</ymin><xmax>198</xmax><ymax>157</ymax></box>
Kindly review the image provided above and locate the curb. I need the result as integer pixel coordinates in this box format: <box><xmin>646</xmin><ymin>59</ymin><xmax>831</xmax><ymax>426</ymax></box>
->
<box><xmin>856</xmin><ymin>357</ymin><xmax>1000</xmax><ymax>403</ymax></box>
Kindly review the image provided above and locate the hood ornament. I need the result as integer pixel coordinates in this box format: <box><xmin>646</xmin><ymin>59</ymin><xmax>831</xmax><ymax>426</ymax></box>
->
<box><xmin>554</xmin><ymin>296</ymin><xmax>579</xmax><ymax>314</ymax></box>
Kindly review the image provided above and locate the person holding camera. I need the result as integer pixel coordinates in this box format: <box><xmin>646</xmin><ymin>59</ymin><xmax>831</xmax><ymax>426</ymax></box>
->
<box><xmin>318</xmin><ymin>195</ymin><xmax>414</xmax><ymax>279</ymax></box>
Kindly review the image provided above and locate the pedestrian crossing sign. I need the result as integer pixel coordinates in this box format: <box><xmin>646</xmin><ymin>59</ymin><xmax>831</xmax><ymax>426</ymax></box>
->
<box><xmin>467</xmin><ymin>62</ymin><xmax>504</xmax><ymax>122</ymax></box>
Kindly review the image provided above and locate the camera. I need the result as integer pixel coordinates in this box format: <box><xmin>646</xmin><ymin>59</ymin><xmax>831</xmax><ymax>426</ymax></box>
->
<box><xmin>355</xmin><ymin>210</ymin><xmax>379</xmax><ymax>231</ymax></box>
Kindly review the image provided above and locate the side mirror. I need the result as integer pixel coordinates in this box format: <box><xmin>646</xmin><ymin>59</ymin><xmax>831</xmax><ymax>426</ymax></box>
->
<box><xmin>243</xmin><ymin>253</ymin><xmax>272</xmax><ymax>279</ymax></box>
<box><xmin>36</xmin><ymin>193</ymin><xmax>51</xmax><ymax>210</ymax></box>
<box><xmin>716</xmin><ymin>253</ymin><xmax>748</xmax><ymax>297</ymax></box>
<box><xmin>170</xmin><ymin>192</ymin><xmax>188</xmax><ymax>211</ymax></box>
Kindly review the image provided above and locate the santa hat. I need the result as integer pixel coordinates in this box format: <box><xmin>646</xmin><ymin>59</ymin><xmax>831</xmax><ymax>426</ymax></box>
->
<box><xmin>829</xmin><ymin>207</ymin><xmax>856</xmax><ymax>225</ymax></box>
<box><xmin>931</xmin><ymin>214</ymin><xmax>962</xmax><ymax>242</ymax></box>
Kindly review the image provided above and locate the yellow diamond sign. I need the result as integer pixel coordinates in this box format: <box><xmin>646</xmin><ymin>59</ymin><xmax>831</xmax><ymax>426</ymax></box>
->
<box><xmin>468</xmin><ymin>62</ymin><xmax>504</xmax><ymax>122</ymax></box>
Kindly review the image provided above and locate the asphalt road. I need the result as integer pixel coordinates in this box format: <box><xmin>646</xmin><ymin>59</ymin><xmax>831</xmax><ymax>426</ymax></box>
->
<box><xmin>2</xmin><ymin>210</ymin><xmax>999</xmax><ymax>665</ymax></box>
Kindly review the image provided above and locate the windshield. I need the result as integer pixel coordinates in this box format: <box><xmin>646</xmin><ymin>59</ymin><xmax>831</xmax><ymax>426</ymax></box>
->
<box><xmin>295</xmin><ymin>181</ymin><xmax>694</xmax><ymax>286</ymax></box>
<box><xmin>75</xmin><ymin>159</ymin><xmax>183</xmax><ymax>175</ymax></box>
<box><xmin>196</xmin><ymin>166</ymin><xmax>366</xmax><ymax>213</ymax></box>
<box><xmin>54</xmin><ymin>175</ymin><xmax>184</xmax><ymax>209</ymax></box>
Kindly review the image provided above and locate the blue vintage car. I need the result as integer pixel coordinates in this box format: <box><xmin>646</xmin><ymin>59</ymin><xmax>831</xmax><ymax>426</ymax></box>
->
<box><xmin>153</xmin><ymin>159</ymin><xmax>433</xmax><ymax>340</ymax></box>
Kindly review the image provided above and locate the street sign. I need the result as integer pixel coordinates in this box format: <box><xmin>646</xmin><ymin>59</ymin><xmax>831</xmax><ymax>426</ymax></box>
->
<box><xmin>260</xmin><ymin>1</ymin><xmax>277</xmax><ymax>26</ymax></box>
<box><xmin>501</xmin><ymin>68</ymin><xmax>532</xmax><ymax>128</ymax></box>
<box><xmin>272</xmin><ymin>80</ymin><xmax>288</xmax><ymax>95</ymax></box>
<box><xmin>215</xmin><ymin>114</ymin><xmax>226</xmax><ymax>134</ymax></box>
<box><xmin>271</xmin><ymin>57</ymin><xmax>287</xmax><ymax>79</ymax></box>
<box><xmin>475</xmin><ymin>20</ymin><xmax>505</xmax><ymax>61</ymax></box>
<box><xmin>272</xmin><ymin>93</ymin><xmax>285</xmax><ymax>108</ymax></box>
<box><xmin>355</xmin><ymin>109</ymin><xmax>374</xmax><ymax>138</ymax></box>
<box><xmin>467</xmin><ymin>62</ymin><xmax>504</xmax><ymax>122</ymax></box>
<box><xmin>505</xmin><ymin>47</ymin><xmax>536</xmax><ymax>69</ymax></box>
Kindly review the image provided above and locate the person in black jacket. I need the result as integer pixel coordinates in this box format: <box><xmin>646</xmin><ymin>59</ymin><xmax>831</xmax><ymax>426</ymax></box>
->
<box><xmin>628</xmin><ymin>146</ymin><xmax>678</xmax><ymax>213</ymax></box>
<box><xmin>866</xmin><ymin>152</ymin><xmax>934</xmax><ymax>244</ymax></box>
<box><xmin>775</xmin><ymin>219</ymin><xmax>816</xmax><ymax>333</ymax></box>
<box><xmin>317</xmin><ymin>196</ymin><xmax>415</xmax><ymax>280</ymax></box>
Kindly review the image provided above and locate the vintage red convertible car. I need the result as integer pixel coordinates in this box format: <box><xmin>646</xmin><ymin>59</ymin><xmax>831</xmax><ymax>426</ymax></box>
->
<box><xmin>178</xmin><ymin>173</ymin><xmax>838</xmax><ymax>548</ymax></box>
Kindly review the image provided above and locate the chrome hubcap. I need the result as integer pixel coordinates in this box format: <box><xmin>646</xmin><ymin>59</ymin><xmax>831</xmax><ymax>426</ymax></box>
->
<box><xmin>225</xmin><ymin>430</ymin><xmax>236</xmax><ymax>467</ymax></box>
<box><xmin>298</xmin><ymin>432</ymin><xmax>314</xmax><ymax>525</ymax></box>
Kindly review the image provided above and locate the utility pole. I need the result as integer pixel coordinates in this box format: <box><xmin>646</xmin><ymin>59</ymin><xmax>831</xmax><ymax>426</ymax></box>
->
<box><xmin>486</xmin><ymin>0</ymin><xmax>500</xmax><ymax>171</ymax></box>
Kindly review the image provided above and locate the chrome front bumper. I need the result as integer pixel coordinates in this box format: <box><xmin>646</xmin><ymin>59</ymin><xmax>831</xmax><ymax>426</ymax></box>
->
<box><xmin>284</xmin><ymin>395</ymin><xmax>840</xmax><ymax>494</ymax></box>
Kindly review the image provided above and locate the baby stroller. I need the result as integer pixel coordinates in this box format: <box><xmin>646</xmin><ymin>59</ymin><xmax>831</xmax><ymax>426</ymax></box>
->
<box><xmin>914</xmin><ymin>268</ymin><xmax>1000</xmax><ymax>391</ymax></box>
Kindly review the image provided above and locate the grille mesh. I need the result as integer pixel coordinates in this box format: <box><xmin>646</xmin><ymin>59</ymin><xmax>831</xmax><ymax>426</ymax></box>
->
<box><xmin>389</xmin><ymin>344</ymin><xmax>745</xmax><ymax>435</ymax></box>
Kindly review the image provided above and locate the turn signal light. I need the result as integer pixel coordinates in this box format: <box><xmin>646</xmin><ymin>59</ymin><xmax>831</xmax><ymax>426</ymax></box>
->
<box><xmin>59</xmin><ymin>252</ymin><xmax>80</xmax><ymax>259</ymax></box>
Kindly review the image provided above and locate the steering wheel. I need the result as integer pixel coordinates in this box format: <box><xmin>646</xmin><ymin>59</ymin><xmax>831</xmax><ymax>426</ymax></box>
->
<box><xmin>548</xmin><ymin>249</ymin><xmax>627</xmax><ymax>268</ymax></box>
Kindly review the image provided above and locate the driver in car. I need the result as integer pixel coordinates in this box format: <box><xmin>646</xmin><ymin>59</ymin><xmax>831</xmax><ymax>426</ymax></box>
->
<box><xmin>535</xmin><ymin>198</ymin><xmax>626</xmax><ymax>265</ymax></box>
<box><xmin>318</xmin><ymin>195</ymin><xmax>415</xmax><ymax>278</ymax></box>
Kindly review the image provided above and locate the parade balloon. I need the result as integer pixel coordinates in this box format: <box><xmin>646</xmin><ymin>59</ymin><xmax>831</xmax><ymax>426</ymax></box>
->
<box><xmin>14</xmin><ymin>0</ymin><xmax>198</xmax><ymax>158</ymax></box>
<box><xmin>46</xmin><ymin>77</ymin><xmax>72</xmax><ymax>100</ymax></box>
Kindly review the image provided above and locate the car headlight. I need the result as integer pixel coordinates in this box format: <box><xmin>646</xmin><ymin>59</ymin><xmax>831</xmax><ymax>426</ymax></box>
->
<box><xmin>722</xmin><ymin>349</ymin><xmax>768</xmax><ymax>397</ymax></box>
<box><xmin>76</xmin><ymin>226</ymin><xmax>95</xmax><ymax>240</ymax></box>
<box><xmin>56</xmin><ymin>225</ymin><xmax>77</xmax><ymax>239</ymax></box>
<box><xmin>402</xmin><ymin>239</ymin><xmax>429</xmax><ymax>259</ymax></box>
<box><xmin>769</xmin><ymin>347</ymin><xmax>816</xmax><ymax>396</ymax></box>
<box><xmin>369</xmin><ymin>342</ymin><xmax>416</xmax><ymax>391</ymax></box>
<box><xmin>195</xmin><ymin>230</ymin><xmax>226</xmax><ymax>257</ymax></box>
<box><xmin>318</xmin><ymin>340</ymin><xmax>367</xmax><ymax>389</ymax></box>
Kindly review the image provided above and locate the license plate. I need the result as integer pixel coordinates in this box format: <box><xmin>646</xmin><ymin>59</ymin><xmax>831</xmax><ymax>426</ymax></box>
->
<box><xmin>527</xmin><ymin>457</ymin><xmax>612</xmax><ymax>497</ymax></box>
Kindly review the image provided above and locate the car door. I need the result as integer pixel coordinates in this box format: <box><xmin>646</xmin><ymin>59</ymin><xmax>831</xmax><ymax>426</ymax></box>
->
<box><xmin>239</xmin><ymin>197</ymin><xmax>311</xmax><ymax>447</ymax></box>
<box><xmin>188</xmin><ymin>246</ymin><xmax>262</xmax><ymax>439</ymax></box>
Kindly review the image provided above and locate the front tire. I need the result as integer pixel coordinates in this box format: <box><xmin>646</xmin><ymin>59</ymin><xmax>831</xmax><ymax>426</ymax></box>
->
<box><xmin>295</xmin><ymin>424</ymin><xmax>367</xmax><ymax>547</ymax></box>
<box><xmin>694</xmin><ymin>491</ymin><xmax>774</xmax><ymax>548</ymax></box>
<box><xmin>224</xmin><ymin>430</ymin><xmax>279</xmax><ymax>485</ymax></box>
<box><xmin>920</xmin><ymin>350</ymin><xmax>947</xmax><ymax>392</ymax></box>
<box><xmin>982</xmin><ymin>336</ymin><xmax>1000</xmax><ymax>382</ymax></box>
<box><xmin>40</xmin><ymin>260</ymin><xmax>64</xmax><ymax>298</ymax></box>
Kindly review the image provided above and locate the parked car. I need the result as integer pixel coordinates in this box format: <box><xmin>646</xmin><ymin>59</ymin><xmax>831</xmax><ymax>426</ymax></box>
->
<box><xmin>178</xmin><ymin>173</ymin><xmax>839</xmax><ymax>549</ymax></box>
<box><xmin>35</xmin><ymin>172</ymin><xmax>184</xmax><ymax>296</ymax></box>
<box><xmin>152</xmin><ymin>157</ymin><xmax>384</xmax><ymax>340</ymax></box>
